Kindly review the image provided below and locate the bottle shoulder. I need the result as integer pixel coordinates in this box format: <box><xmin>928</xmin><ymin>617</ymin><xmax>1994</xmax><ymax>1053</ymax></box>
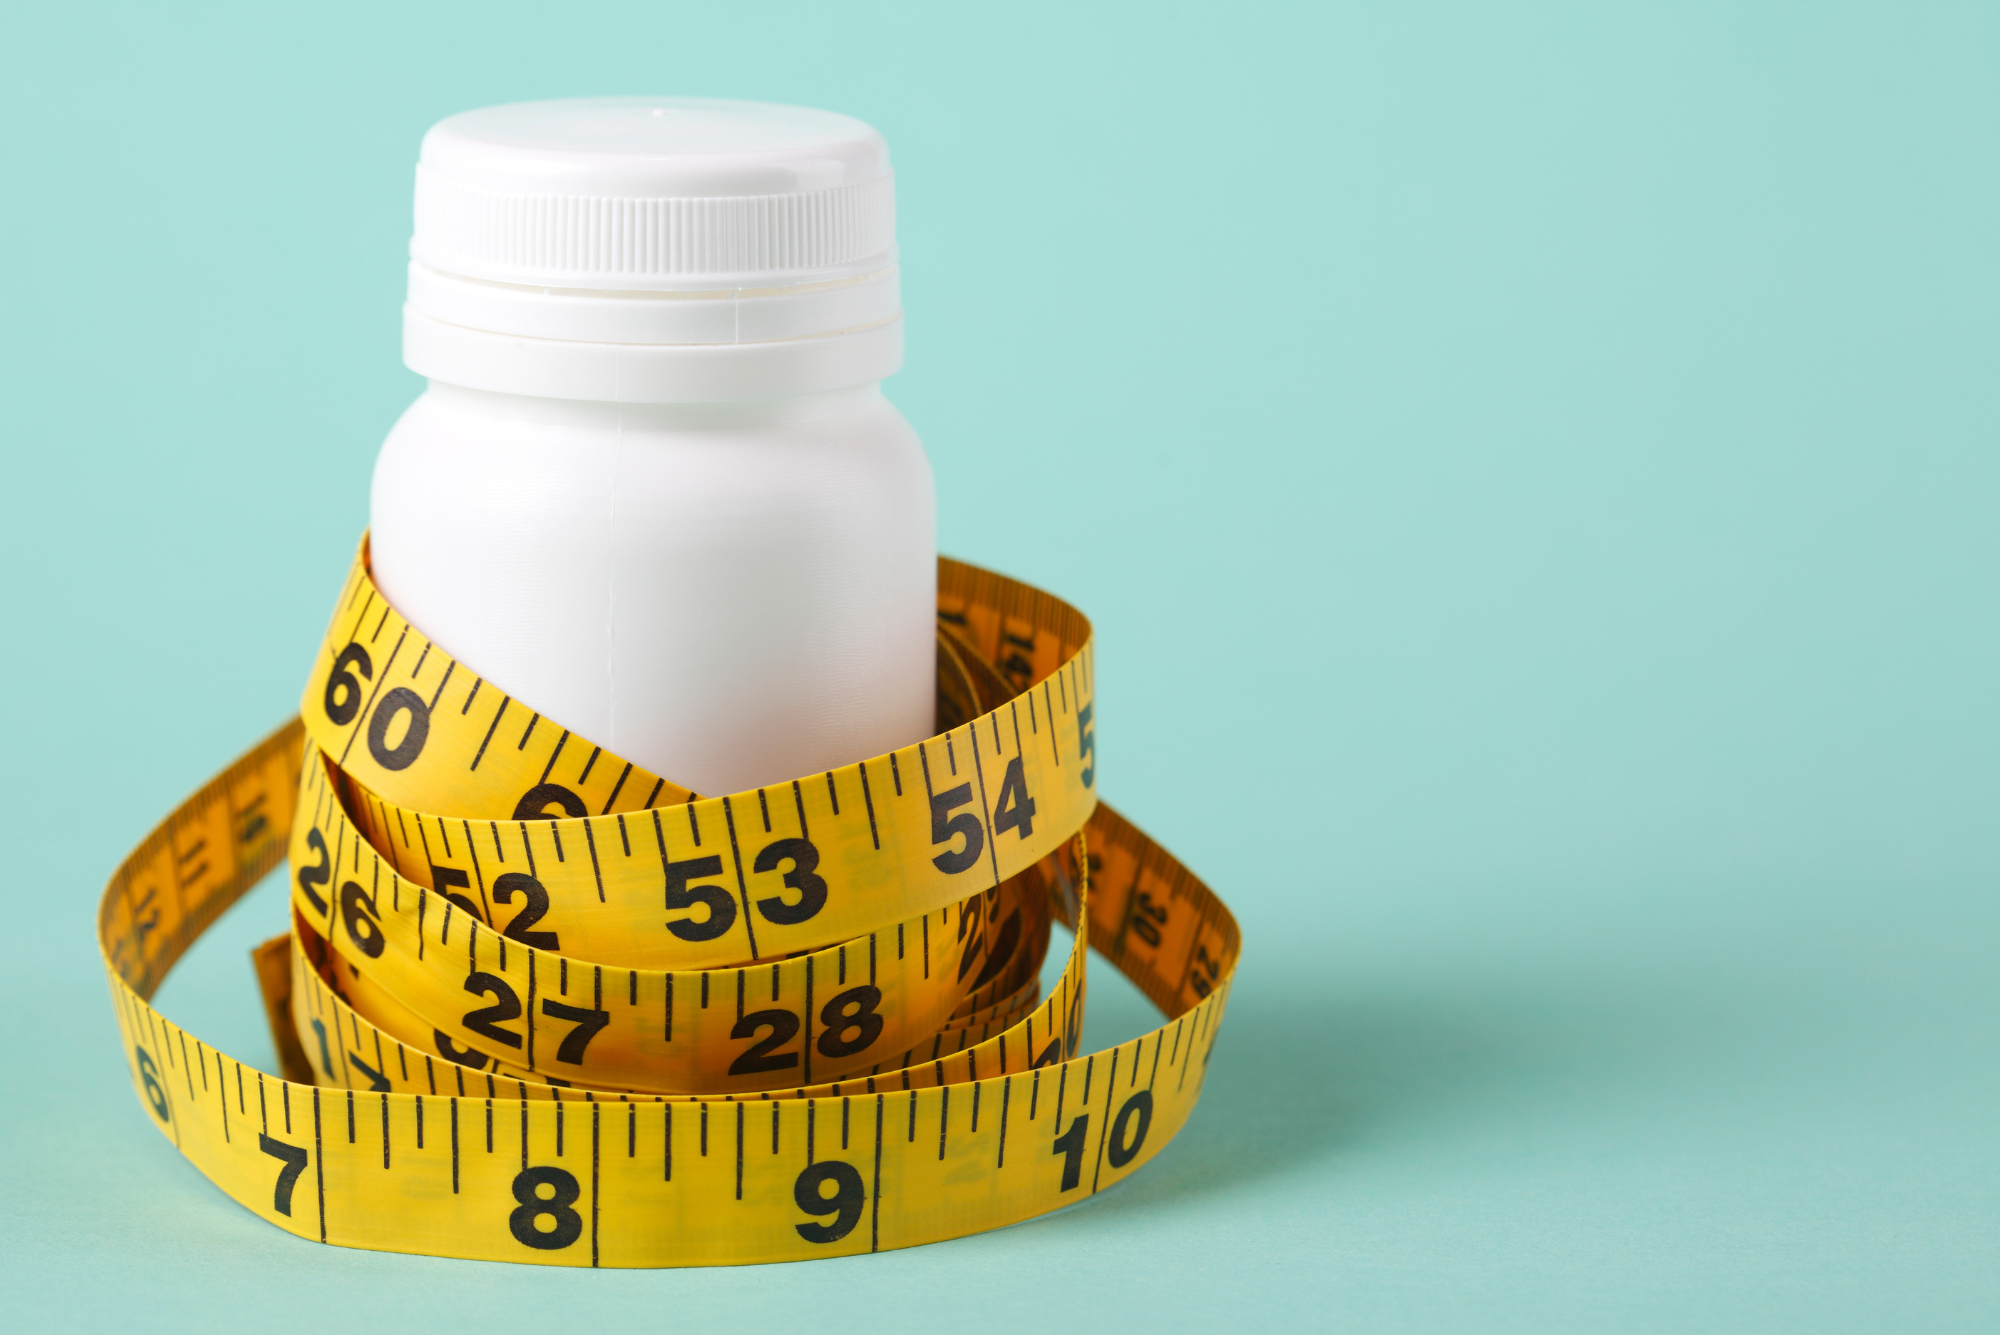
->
<box><xmin>385</xmin><ymin>382</ymin><xmax>921</xmax><ymax>446</ymax></box>
<box><xmin>378</xmin><ymin>384</ymin><xmax>928</xmax><ymax>513</ymax></box>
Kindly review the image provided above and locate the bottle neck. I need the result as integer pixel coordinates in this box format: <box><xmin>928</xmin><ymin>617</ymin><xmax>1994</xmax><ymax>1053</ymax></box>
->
<box><xmin>403</xmin><ymin>305</ymin><xmax>904</xmax><ymax>403</ymax></box>
<box><xmin>421</xmin><ymin>379</ymin><xmax>886</xmax><ymax>431</ymax></box>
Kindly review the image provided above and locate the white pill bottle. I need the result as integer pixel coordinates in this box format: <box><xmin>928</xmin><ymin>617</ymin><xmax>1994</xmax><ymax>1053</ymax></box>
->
<box><xmin>371</xmin><ymin>98</ymin><xmax>936</xmax><ymax>797</ymax></box>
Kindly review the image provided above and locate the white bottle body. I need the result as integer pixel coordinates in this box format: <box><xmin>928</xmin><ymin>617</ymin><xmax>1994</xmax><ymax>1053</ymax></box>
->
<box><xmin>369</xmin><ymin>381</ymin><xmax>937</xmax><ymax>797</ymax></box>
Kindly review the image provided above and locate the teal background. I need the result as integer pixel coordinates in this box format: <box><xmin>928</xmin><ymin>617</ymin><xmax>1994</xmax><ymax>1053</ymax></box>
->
<box><xmin>2</xmin><ymin>2</ymin><xmax>1994</xmax><ymax>1329</ymax></box>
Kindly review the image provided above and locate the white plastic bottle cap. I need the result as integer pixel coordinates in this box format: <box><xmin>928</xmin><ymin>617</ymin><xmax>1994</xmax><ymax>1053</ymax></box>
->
<box><xmin>403</xmin><ymin>98</ymin><xmax>903</xmax><ymax>401</ymax></box>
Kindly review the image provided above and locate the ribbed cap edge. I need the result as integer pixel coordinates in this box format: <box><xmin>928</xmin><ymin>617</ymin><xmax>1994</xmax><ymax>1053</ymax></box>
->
<box><xmin>412</xmin><ymin>169</ymin><xmax>896</xmax><ymax>290</ymax></box>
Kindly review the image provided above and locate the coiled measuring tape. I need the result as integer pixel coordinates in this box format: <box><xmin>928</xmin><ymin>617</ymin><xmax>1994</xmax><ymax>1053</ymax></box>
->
<box><xmin>99</xmin><ymin>542</ymin><xmax>1239</xmax><ymax>1267</ymax></box>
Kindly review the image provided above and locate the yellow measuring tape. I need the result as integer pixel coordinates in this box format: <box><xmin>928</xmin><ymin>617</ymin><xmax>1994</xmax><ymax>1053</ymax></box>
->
<box><xmin>99</xmin><ymin>541</ymin><xmax>1239</xmax><ymax>1266</ymax></box>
